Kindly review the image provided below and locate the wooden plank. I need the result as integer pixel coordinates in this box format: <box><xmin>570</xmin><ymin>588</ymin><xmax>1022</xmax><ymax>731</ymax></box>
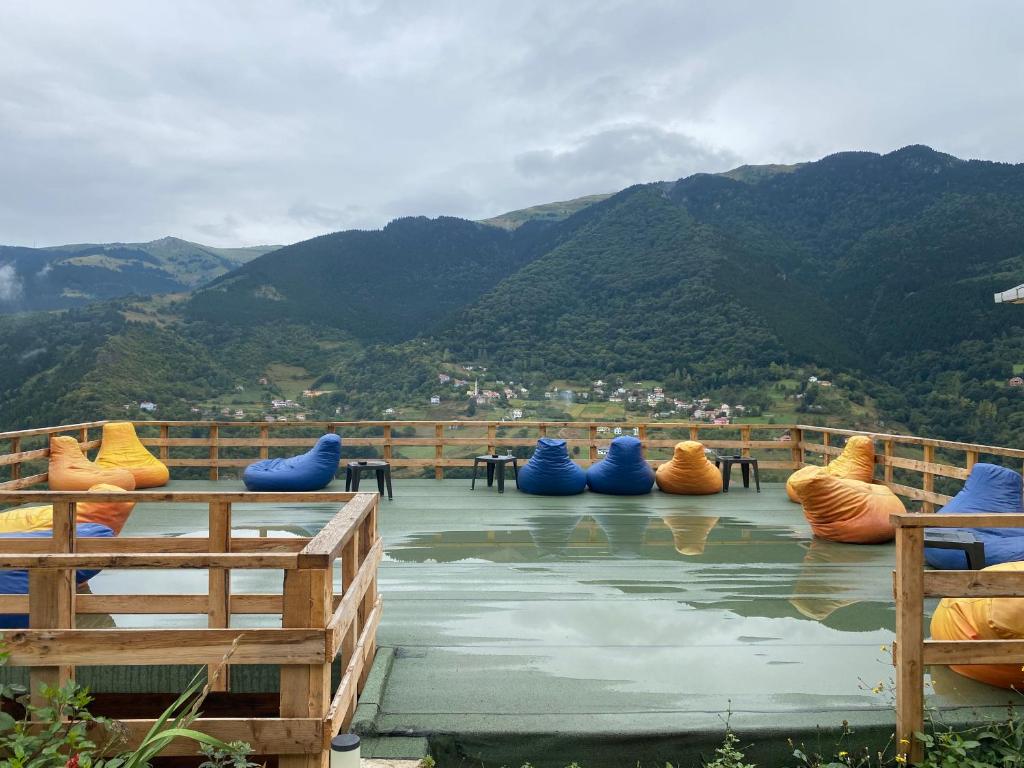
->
<box><xmin>0</xmin><ymin>552</ymin><xmax>313</xmax><ymax>569</ymax></box>
<box><xmin>9</xmin><ymin>436</ymin><xmax>20</xmax><ymax>480</ymax></box>
<box><xmin>881</xmin><ymin>455</ymin><xmax>969</xmax><ymax>481</ymax></box>
<box><xmin>924</xmin><ymin>570</ymin><xmax>1024</xmax><ymax>598</ymax></box>
<box><xmin>0</xmin><ymin>537</ymin><xmax>305</xmax><ymax>554</ymax></box>
<box><xmin>326</xmin><ymin>595</ymin><xmax>382</xmax><ymax>737</ymax></box>
<box><xmin>891</xmin><ymin>512</ymin><xmax>1024</xmax><ymax>528</ymax></box>
<box><xmin>0</xmin><ymin>491</ymin><xmax>359</xmax><ymax>503</ymax></box>
<box><xmin>298</xmin><ymin>493</ymin><xmax>376</xmax><ymax>568</ymax></box>
<box><xmin>208</xmin><ymin>500</ymin><xmax>231</xmax><ymax>691</ymax></box>
<box><xmin>159</xmin><ymin>424</ymin><xmax>169</xmax><ymax>462</ymax></box>
<box><xmin>790</xmin><ymin>427</ymin><xmax>803</xmax><ymax>467</ymax></box>
<box><xmin>589</xmin><ymin>426</ymin><xmax>598</xmax><ymax>462</ymax></box>
<box><xmin>111</xmin><ymin>717</ymin><xmax>322</xmax><ymax>757</ymax></box>
<box><xmin>794</xmin><ymin>423</ymin><xmax>1024</xmax><ymax>460</ymax></box>
<box><xmin>894</xmin><ymin>526</ymin><xmax>925</xmax><ymax>764</ymax></box>
<box><xmin>260</xmin><ymin>425</ymin><xmax>270</xmax><ymax>460</ymax></box>
<box><xmin>0</xmin><ymin>421</ymin><xmax>110</xmax><ymax>441</ymax></box>
<box><xmin>0</xmin><ymin>473</ymin><xmax>49</xmax><ymax>490</ymax></box>
<box><xmin>280</xmin><ymin>567</ymin><xmax>332</xmax><ymax>768</ymax></box>
<box><xmin>382</xmin><ymin>425</ymin><xmax>392</xmax><ymax>462</ymax></box>
<box><xmin>0</xmin><ymin>593</ymin><xmax>289</xmax><ymax>615</ymax></box>
<box><xmin>487</xmin><ymin>424</ymin><xmax>496</xmax><ymax>454</ymax></box>
<box><xmin>923</xmin><ymin>640</ymin><xmax>1024</xmax><ymax>665</ymax></box>
<box><xmin>886</xmin><ymin>483</ymin><xmax>952</xmax><ymax>506</ymax></box>
<box><xmin>883</xmin><ymin>440</ymin><xmax>894</xmax><ymax>484</ymax></box>
<box><xmin>327</xmin><ymin>539</ymin><xmax>384</xmax><ymax>657</ymax></box>
<box><xmin>4</xmin><ymin>628</ymin><xmax>325</xmax><ymax>666</ymax></box>
<box><xmin>966</xmin><ymin>449</ymin><xmax>979</xmax><ymax>473</ymax></box>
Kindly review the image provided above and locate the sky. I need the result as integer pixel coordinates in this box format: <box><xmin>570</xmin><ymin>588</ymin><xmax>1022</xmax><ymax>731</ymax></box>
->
<box><xmin>1</xmin><ymin>0</ymin><xmax>1022</xmax><ymax>247</ymax></box>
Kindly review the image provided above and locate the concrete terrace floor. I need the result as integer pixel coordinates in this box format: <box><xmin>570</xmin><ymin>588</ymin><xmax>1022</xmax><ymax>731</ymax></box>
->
<box><xmin>77</xmin><ymin>479</ymin><xmax>1022</xmax><ymax>766</ymax></box>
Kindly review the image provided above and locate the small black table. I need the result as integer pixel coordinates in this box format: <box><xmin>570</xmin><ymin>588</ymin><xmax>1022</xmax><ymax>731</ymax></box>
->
<box><xmin>471</xmin><ymin>455</ymin><xmax>519</xmax><ymax>493</ymax></box>
<box><xmin>345</xmin><ymin>460</ymin><xmax>393</xmax><ymax>500</ymax></box>
<box><xmin>923</xmin><ymin>530</ymin><xmax>986</xmax><ymax>570</ymax></box>
<box><xmin>714</xmin><ymin>455</ymin><xmax>760</xmax><ymax>493</ymax></box>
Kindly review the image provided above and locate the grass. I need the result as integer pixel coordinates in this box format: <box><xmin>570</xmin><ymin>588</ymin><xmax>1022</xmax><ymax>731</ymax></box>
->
<box><xmin>264</xmin><ymin>363</ymin><xmax>316</xmax><ymax>400</ymax></box>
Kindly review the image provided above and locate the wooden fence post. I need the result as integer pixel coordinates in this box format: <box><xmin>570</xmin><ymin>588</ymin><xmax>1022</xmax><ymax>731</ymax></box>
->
<box><xmin>209</xmin><ymin>424</ymin><xmax>219</xmax><ymax>481</ymax></box>
<box><xmin>689</xmin><ymin>425</ymin><xmax>699</xmax><ymax>441</ymax></box>
<box><xmin>894</xmin><ymin>525</ymin><xmax>925</xmax><ymax>764</ymax></box>
<box><xmin>280</xmin><ymin>566</ymin><xmax>332</xmax><ymax>768</ymax></box>
<box><xmin>382</xmin><ymin>425</ymin><xmax>392</xmax><ymax>465</ymax></box>
<box><xmin>884</xmin><ymin>440</ymin><xmax>894</xmax><ymax>485</ymax></box>
<box><xmin>159</xmin><ymin>424</ymin><xmax>169</xmax><ymax>462</ymax></box>
<box><xmin>822</xmin><ymin>432</ymin><xmax>831</xmax><ymax>465</ymax></box>
<box><xmin>207</xmin><ymin>501</ymin><xmax>231</xmax><ymax>691</ymax></box>
<box><xmin>740</xmin><ymin>426</ymin><xmax>751</xmax><ymax>458</ymax></box>
<box><xmin>790</xmin><ymin>427</ymin><xmax>804</xmax><ymax>468</ymax></box>
<box><xmin>922</xmin><ymin>445</ymin><xmax>935</xmax><ymax>514</ymax></box>
<box><xmin>487</xmin><ymin>424</ymin><xmax>497</xmax><ymax>455</ymax></box>
<box><xmin>260</xmin><ymin>425</ymin><xmax>270</xmax><ymax>460</ymax></box>
<box><xmin>434</xmin><ymin>424</ymin><xmax>444</xmax><ymax>480</ymax></box>
<box><xmin>965</xmin><ymin>449</ymin><xmax>978</xmax><ymax>474</ymax></box>
<box><xmin>339</xmin><ymin>530</ymin><xmax>361</xmax><ymax>732</ymax></box>
<box><xmin>589</xmin><ymin>426</ymin><xmax>598</xmax><ymax>462</ymax></box>
<box><xmin>29</xmin><ymin>501</ymin><xmax>76</xmax><ymax>709</ymax></box>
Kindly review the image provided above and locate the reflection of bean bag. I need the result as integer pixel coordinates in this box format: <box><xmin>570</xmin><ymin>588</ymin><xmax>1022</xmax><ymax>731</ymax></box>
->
<box><xmin>517</xmin><ymin>438</ymin><xmax>586</xmax><ymax>496</ymax></box>
<box><xmin>786</xmin><ymin>435</ymin><xmax>876</xmax><ymax>503</ymax></box>
<box><xmin>48</xmin><ymin>436</ymin><xmax>136</xmax><ymax>491</ymax></box>
<box><xmin>243</xmin><ymin>433</ymin><xmax>342</xmax><ymax>492</ymax></box>
<box><xmin>0</xmin><ymin>523</ymin><xmax>115</xmax><ymax>629</ymax></box>
<box><xmin>661</xmin><ymin>515</ymin><xmax>719</xmax><ymax>555</ymax></box>
<box><xmin>789</xmin><ymin>538</ymin><xmax>876</xmax><ymax>621</ymax></box>
<box><xmin>95</xmin><ymin>422</ymin><xmax>169</xmax><ymax>488</ymax></box>
<box><xmin>0</xmin><ymin>483</ymin><xmax>136</xmax><ymax>535</ymax></box>
<box><xmin>655</xmin><ymin>441</ymin><xmax>722</xmax><ymax>495</ymax></box>
<box><xmin>931</xmin><ymin>562</ymin><xmax>1024</xmax><ymax>689</ymax></box>
<box><xmin>790</xmin><ymin>468</ymin><xmax>901</xmax><ymax>543</ymax></box>
<box><xmin>586</xmin><ymin>436</ymin><xmax>654</xmax><ymax>495</ymax></box>
<box><xmin>925</xmin><ymin>463</ymin><xmax>1024</xmax><ymax>570</ymax></box>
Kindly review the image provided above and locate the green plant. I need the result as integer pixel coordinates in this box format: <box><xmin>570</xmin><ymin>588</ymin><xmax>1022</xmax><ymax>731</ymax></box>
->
<box><xmin>0</xmin><ymin>642</ymin><xmax>256</xmax><ymax>768</ymax></box>
<box><xmin>705</xmin><ymin>730</ymin><xmax>755</xmax><ymax>768</ymax></box>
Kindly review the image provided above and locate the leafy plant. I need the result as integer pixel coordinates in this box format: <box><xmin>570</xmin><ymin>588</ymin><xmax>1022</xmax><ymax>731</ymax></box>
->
<box><xmin>0</xmin><ymin>642</ymin><xmax>257</xmax><ymax>768</ymax></box>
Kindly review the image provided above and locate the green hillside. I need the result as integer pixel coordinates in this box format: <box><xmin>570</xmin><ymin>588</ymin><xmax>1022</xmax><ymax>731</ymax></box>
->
<box><xmin>3</xmin><ymin>145</ymin><xmax>1024</xmax><ymax>450</ymax></box>
<box><xmin>479</xmin><ymin>194</ymin><xmax>613</xmax><ymax>230</ymax></box>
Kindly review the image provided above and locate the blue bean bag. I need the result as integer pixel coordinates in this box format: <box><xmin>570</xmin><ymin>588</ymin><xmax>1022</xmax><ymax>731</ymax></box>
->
<box><xmin>925</xmin><ymin>463</ymin><xmax>1024</xmax><ymax>569</ymax></box>
<box><xmin>518</xmin><ymin>437</ymin><xmax>586</xmax><ymax>496</ymax></box>
<box><xmin>0</xmin><ymin>522</ymin><xmax>114</xmax><ymax>629</ymax></box>
<box><xmin>243</xmin><ymin>433</ymin><xmax>342</xmax><ymax>492</ymax></box>
<box><xmin>586</xmin><ymin>436</ymin><xmax>654</xmax><ymax>495</ymax></box>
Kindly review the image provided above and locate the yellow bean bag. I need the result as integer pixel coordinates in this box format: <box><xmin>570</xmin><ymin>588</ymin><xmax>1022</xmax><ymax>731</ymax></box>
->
<box><xmin>789</xmin><ymin>538</ymin><xmax>874</xmax><ymax>620</ymax></box>
<box><xmin>786</xmin><ymin>435</ymin><xmax>876</xmax><ymax>502</ymax></box>
<box><xmin>661</xmin><ymin>515</ymin><xmax>720</xmax><ymax>555</ymax></box>
<box><xmin>790</xmin><ymin>467</ymin><xmax>900</xmax><ymax>543</ymax></box>
<box><xmin>96</xmin><ymin>422</ymin><xmax>169</xmax><ymax>488</ymax></box>
<box><xmin>48</xmin><ymin>435</ymin><xmax>136</xmax><ymax>491</ymax></box>
<box><xmin>655</xmin><ymin>441</ymin><xmax>723</xmax><ymax>495</ymax></box>
<box><xmin>931</xmin><ymin>562</ymin><xmax>1024</xmax><ymax>689</ymax></box>
<box><xmin>0</xmin><ymin>483</ymin><xmax>136</xmax><ymax>535</ymax></box>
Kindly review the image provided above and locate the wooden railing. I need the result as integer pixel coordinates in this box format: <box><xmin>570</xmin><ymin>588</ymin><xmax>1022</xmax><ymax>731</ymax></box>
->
<box><xmin>0</xmin><ymin>420</ymin><xmax>800</xmax><ymax>488</ymax></box>
<box><xmin>892</xmin><ymin>510</ymin><xmax>1024</xmax><ymax>763</ymax></box>
<box><xmin>0</xmin><ymin>490</ymin><xmax>381</xmax><ymax>767</ymax></box>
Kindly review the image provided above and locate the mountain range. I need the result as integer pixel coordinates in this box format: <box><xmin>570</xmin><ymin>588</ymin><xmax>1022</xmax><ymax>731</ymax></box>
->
<box><xmin>0</xmin><ymin>237</ymin><xmax>278</xmax><ymax>313</ymax></box>
<box><xmin>2</xmin><ymin>145</ymin><xmax>1024</xmax><ymax>449</ymax></box>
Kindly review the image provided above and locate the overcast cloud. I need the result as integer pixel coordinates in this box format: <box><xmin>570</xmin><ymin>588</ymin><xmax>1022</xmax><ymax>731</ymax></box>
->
<box><xmin>1</xmin><ymin>1</ymin><xmax>1022</xmax><ymax>247</ymax></box>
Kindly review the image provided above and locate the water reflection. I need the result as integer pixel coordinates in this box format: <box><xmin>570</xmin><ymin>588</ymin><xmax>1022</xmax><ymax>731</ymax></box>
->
<box><xmin>656</xmin><ymin>515</ymin><xmax>720</xmax><ymax>556</ymax></box>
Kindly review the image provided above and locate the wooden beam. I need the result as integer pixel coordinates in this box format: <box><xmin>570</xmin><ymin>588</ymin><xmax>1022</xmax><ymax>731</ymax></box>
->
<box><xmin>208</xmin><ymin>500</ymin><xmax>231</xmax><ymax>691</ymax></box>
<box><xmin>925</xmin><ymin>570</ymin><xmax>1024</xmax><ymax>598</ymax></box>
<box><xmin>3</xmin><ymin>628</ymin><xmax>326</xmax><ymax>666</ymax></box>
<box><xmin>894</xmin><ymin>526</ymin><xmax>925</xmax><ymax>764</ymax></box>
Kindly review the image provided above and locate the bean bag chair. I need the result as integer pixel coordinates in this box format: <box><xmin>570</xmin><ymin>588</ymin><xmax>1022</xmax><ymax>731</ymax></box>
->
<box><xmin>517</xmin><ymin>438</ymin><xmax>586</xmax><ymax>496</ymax></box>
<box><xmin>790</xmin><ymin>468</ymin><xmax>901</xmax><ymax>543</ymax></box>
<box><xmin>48</xmin><ymin>435</ymin><xmax>135</xmax><ymax>491</ymax></box>
<box><xmin>655</xmin><ymin>441</ymin><xmax>722</xmax><ymax>495</ymax></box>
<box><xmin>586</xmin><ymin>436</ymin><xmax>654</xmax><ymax>495</ymax></box>
<box><xmin>787</xmin><ymin>435</ymin><xmax>876</xmax><ymax>503</ymax></box>
<box><xmin>925</xmin><ymin>463</ymin><xmax>1024</xmax><ymax>570</ymax></box>
<box><xmin>0</xmin><ymin>522</ymin><xmax>114</xmax><ymax>629</ymax></box>
<box><xmin>95</xmin><ymin>422</ymin><xmax>169</xmax><ymax>488</ymax></box>
<box><xmin>0</xmin><ymin>483</ymin><xmax>136</xmax><ymax>535</ymax></box>
<box><xmin>931</xmin><ymin>561</ymin><xmax>1024</xmax><ymax>689</ymax></box>
<box><xmin>661</xmin><ymin>515</ymin><xmax>720</xmax><ymax>556</ymax></box>
<box><xmin>243</xmin><ymin>433</ymin><xmax>342</xmax><ymax>492</ymax></box>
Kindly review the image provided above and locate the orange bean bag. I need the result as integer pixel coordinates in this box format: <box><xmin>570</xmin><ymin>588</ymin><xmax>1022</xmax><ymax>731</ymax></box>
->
<box><xmin>786</xmin><ymin>435</ymin><xmax>876</xmax><ymax>502</ymax></box>
<box><xmin>660</xmin><ymin>515</ymin><xmax>720</xmax><ymax>555</ymax></box>
<box><xmin>931</xmin><ymin>562</ymin><xmax>1024</xmax><ymax>689</ymax></box>
<box><xmin>0</xmin><ymin>483</ymin><xmax>136</xmax><ymax>535</ymax></box>
<box><xmin>48</xmin><ymin>435</ymin><xmax>136</xmax><ymax>491</ymax></box>
<box><xmin>655</xmin><ymin>441</ymin><xmax>722</xmax><ymax>495</ymax></box>
<box><xmin>95</xmin><ymin>422</ymin><xmax>169</xmax><ymax>488</ymax></box>
<box><xmin>789</xmin><ymin>468</ymin><xmax>900</xmax><ymax>543</ymax></box>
